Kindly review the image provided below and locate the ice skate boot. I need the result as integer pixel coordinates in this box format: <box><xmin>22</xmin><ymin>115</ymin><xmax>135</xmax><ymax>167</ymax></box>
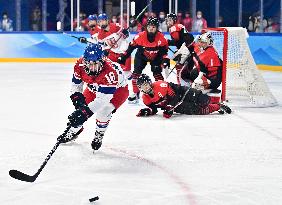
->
<box><xmin>128</xmin><ymin>92</ymin><xmax>140</xmax><ymax>104</ymax></box>
<box><xmin>91</xmin><ymin>130</ymin><xmax>105</xmax><ymax>151</ymax></box>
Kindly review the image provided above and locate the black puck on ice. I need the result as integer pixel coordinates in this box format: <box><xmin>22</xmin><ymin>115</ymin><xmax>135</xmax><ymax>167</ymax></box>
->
<box><xmin>89</xmin><ymin>196</ymin><xmax>99</xmax><ymax>202</ymax></box>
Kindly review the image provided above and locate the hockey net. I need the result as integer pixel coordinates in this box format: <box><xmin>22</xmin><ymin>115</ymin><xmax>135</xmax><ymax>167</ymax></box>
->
<box><xmin>202</xmin><ymin>27</ymin><xmax>277</xmax><ymax>107</ymax></box>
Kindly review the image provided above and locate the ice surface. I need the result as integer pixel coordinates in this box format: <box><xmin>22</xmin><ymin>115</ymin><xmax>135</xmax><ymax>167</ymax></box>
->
<box><xmin>0</xmin><ymin>63</ymin><xmax>282</xmax><ymax>205</ymax></box>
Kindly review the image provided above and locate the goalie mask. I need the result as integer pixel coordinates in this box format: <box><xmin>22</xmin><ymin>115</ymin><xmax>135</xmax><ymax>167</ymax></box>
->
<box><xmin>83</xmin><ymin>44</ymin><xmax>104</xmax><ymax>76</ymax></box>
<box><xmin>198</xmin><ymin>32</ymin><xmax>214</xmax><ymax>49</ymax></box>
<box><xmin>137</xmin><ymin>74</ymin><xmax>153</xmax><ymax>95</ymax></box>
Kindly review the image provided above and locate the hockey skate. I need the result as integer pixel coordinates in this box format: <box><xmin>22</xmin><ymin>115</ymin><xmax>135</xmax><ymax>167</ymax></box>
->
<box><xmin>218</xmin><ymin>103</ymin><xmax>232</xmax><ymax>114</ymax></box>
<box><xmin>58</xmin><ymin>126</ymin><xmax>84</xmax><ymax>143</ymax></box>
<box><xmin>128</xmin><ymin>92</ymin><xmax>140</xmax><ymax>104</ymax></box>
<box><xmin>91</xmin><ymin>130</ymin><xmax>104</xmax><ymax>151</ymax></box>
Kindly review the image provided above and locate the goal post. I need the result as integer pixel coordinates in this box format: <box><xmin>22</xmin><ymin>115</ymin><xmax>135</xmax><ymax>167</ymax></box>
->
<box><xmin>202</xmin><ymin>27</ymin><xmax>277</xmax><ymax>107</ymax></box>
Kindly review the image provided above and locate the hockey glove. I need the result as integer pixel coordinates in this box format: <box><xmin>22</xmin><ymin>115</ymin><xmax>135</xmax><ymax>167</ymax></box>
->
<box><xmin>161</xmin><ymin>58</ymin><xmax>170</xmax><ymax>69</ymax></box>
<box><xmin>120</xmin><ymin>28</ymin><xmax>129</xmax><ymax>38</ymax></box>
<box><xmin>117</xmin><ymin>54</ymin><xmax>127</xmax><ymax>65</ymax></box>
<box><xmin>70</xmin><ymin>92</ymin><xmax>87</xmax><ymax>110</ymax></box>
<box><xmin>103</xmin><ymin>50</ymin><xmax>109</xmax><ymax>56</ymax></box>
<box><xmin>136</xmin><ymin>108</ymin><xmax>154</xmax><ymax>117</ymax></box>
<box><xmin>68</xmin><ymin>106</ymin><xmax>93</xmax><ymax>128</ymax></box>
<box><xmin>78</xmin><ymin>37</ymin><xmax>87</xmax><ymax>44</ymax></box>
<box><xmin>163</xmin><ymin>106</ymin><xmax>173</xmax><ymax>118</ymax></box>
<box><xmin>163</xmin><ymin>109</ymin><xmax>173</xmax><ymax>118</ymax></box>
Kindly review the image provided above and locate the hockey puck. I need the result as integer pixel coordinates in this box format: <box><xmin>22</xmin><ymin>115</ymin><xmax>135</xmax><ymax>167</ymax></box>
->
<box><xmin>89</xmin><ymin>196</ymin><xmax>99</xmax><ymax>202</ymax></box>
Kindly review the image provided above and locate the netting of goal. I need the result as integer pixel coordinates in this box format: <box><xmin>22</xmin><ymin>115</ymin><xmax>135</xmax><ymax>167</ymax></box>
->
<box><xmin>203</xmin><ymin>27</ymin><xmax>277</xmax><ymax>107</ymax></box>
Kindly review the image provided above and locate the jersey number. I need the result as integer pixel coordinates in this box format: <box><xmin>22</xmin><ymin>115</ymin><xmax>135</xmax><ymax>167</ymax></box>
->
<box><xmin>105</xmin><ymin>72</ymin><xmax>117</xmax><ymax>84</ymax></box>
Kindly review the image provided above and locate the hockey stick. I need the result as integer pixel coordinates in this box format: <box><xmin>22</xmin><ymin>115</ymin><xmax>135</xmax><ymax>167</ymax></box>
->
<box><xmin>56</xmin><ymin>21</ymin><xmax>94</xmax><ymax>44</ymax></box>
<box><xmin>168</xmin><ymin>87</ymin><xmax>190</xmax><ymax>112</ymax></box>
<box><xmin>106</xmin><ymin>0</ymin><xmax>155</xmax><ymax>52</ymax></box>
<box><xmin>9</xmin><ymin>125</ymin><xmax>71</xmax><ymax>183</ymax></box>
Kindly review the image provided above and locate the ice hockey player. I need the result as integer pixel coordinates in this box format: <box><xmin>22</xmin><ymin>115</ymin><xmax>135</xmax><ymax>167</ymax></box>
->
<box><xmin>181</xmin><ymin>32</ymin><xmax>223</xmax><ymax>95</ymax></box>
<box><xmin>118</xmin><ymin>17</ymin><xmax>170</xmax><ymax>104</ymax></box>
<box><xmin>94</xmin><ymin>13</ymin><xmax>132</xmax><ymax>78</ymax></box>
<box><xmin>78</xmin><ymin>14</ymin><xmax>99</xmax><ymax>43</ymax></box>
<box><xmin>135</xmin><ymin>74</ymin><xmax>231</xmax><ymax>118</ymax></box>
<box><xmin>87</xmin><ymin>14</ymin><xmax>99</xmax><ymax>35</ymax></box>
<box><xmin>58</xmin><ymin>44</ymin><xmax>129</xmax><ymax>151</ymax></box>
<box><xmin>78</xmin><ymin>13</ymin><xmax>132</xmax><ymax>79</ymax></box>
<box><xmin>166</xmin><ymin>13</ymin><xmax>194</xmax><ymax>84</ymax></box>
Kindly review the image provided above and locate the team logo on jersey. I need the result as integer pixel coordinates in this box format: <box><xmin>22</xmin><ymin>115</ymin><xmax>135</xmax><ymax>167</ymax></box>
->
<box><xmin>106</xmin><ymin>37</ymin><xmax>118</xmax><ymax>48</ymax></box>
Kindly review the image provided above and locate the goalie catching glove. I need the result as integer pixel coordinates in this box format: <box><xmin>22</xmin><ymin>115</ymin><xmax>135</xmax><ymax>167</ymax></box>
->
<box><xmin>173</xmin><ymin>42</ymin><xmax>191</xmax><ymax>64</ymax></box>
<box><xmin>192</xmin><ymin>72</ymin><xmax>211</xmax><ymax>90</ymax></box>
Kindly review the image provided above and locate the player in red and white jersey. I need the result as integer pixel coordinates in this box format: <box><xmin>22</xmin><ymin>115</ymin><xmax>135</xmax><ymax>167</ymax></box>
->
<box><xmin>59</xmin><ymin>44</ymin><xmax>129</xmax><ymax>151</ymax></box>
<box><xmin>87</xmin><ymin>14</ymin><xmax>99</xmax><ymax>35</ymax></box>
<box><xmin>135</xmin><ymin>74</ymin><xmax>231</xmax><ymax>118</ymax></box>
<box><xmin>89</xmin><ymin>13</ymin><xmax>131</xmax><ymax>79</ymax></box>
<box><xmin>78</xmin><ymin>14</ymin><xmax>99</xmax><ymax>43</ymax></box>
<box><xmin>118</xmin><ymin>17</ymin><xmax>170</xmax><ymax>104</ymax></box>
<box><xmin>166</xmin><ymin>13</ymin><xmax>194</xmax><ymax>84</ymax></box>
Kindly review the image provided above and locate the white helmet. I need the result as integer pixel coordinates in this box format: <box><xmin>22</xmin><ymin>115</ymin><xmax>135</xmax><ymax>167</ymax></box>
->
<box><xmin>198</xmin><ymin>32</ymin><xmax>214</xmax><ymax>46</ymax></box>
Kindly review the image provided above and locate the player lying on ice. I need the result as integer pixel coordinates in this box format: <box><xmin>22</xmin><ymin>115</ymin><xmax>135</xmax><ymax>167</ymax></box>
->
<box><xmin>58</xmin><ymin>43</ymin><xmax>129</xmax><ymax>151</ymax></box>
<box><xmin>136</xmin><ymin>74</ymin><xmax>231</xmax><ymax>118</ymax></box>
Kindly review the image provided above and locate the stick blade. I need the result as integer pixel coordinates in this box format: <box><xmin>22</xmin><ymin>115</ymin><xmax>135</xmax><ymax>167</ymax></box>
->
<box><xmin>9</xmin><ymin>169</ymin><xmax>36</xmax><ymax>183</ymax></box>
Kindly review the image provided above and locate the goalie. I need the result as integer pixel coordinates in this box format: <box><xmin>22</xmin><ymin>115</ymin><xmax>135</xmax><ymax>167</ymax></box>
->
<box><xmin>135</xmin><ymin>74</ymin><xmax>231</xmax><ymax>118</ymax></box>
<box><xmin>178</xmin><ymin>32</ymin><xmax>223</xmax><ymax>91</ymax></box>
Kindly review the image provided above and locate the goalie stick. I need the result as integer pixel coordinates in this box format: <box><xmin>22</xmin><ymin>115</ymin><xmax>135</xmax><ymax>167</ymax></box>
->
<box><xmin>9</xmin><ymin>125</ymin><xmax>71</xmax><ymax>183</ymax></box>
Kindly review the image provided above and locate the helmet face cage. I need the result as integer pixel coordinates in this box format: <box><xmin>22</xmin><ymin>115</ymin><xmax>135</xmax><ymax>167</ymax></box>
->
<box><xmin>147</xmin><ymin>17</ymin><xmax>159</xmax><ymax>28</ymax></box>
<box><xmin>83</xmin><ymin>61</ymin><xmax>103</xmax><ymax>76</ymax></box>
<box><xmin>83</xmin><ymin>44</ymin><xmax>104</xmax><ymax>76</ymax></box>
<box><xmin>137</xmin><ymin>74</ymin><xmax>153</xmax><ymax>94</ymax></box>
<box><xmin>198</xmin><ymin>32</ymin><xmax>214</xmax><ymax>46</ymax></box>
<box><xmin>166</xmin><ymin>13</ymin><xmax>177</xmax><ymax>22</ymax></box>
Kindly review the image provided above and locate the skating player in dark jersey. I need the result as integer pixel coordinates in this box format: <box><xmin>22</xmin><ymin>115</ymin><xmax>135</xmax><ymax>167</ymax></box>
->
<box><xmin>166</xmin><ymin>13</ymin><xmax>194</xmax><ymax>84</ymax></box>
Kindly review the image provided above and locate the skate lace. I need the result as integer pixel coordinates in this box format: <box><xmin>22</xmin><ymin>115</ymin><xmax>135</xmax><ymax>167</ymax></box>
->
<box><xmin>94</xmin><ymin>132</ymin><xmax>104</xmax><ymax>142</ymax></box>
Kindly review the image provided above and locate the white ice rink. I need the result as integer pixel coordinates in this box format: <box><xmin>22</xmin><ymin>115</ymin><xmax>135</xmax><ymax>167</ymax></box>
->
<box><xmin>1</xmin><ymin>62</ymin><xmax>282</xmax><ymax>205</ymax></box>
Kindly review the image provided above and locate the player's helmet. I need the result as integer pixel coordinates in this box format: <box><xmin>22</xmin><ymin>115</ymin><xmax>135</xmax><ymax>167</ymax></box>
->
<box><xmin>147</xmin><ymin>17</ymin><xmax>159</xmax><ymax>27</ymax></box>
<box><xmin>83</xmin><ymin>44</ymin><xmax>105</xmax><ymax>76</ymax></box>
<box><xmin>166</xmin><ymin>13</ymin><xmax>177</xmax><ymax>22</ymax></box>
<box><xmin>88</xmin><ymin>14</ymin><xmax>97</xmax><ymax>21</ymax></box>
<box><xmin>137</xmin><ymin>74</ymin><xmax>153</xmax><ymax>95</ymax></box>
<box><xmin>97</xmin><ymin>13</ymin><xmax>108</xmax><ymax>21</ymax></box>
<box><xmin>198</xmin><ymin>32</ymin><xmax>214</xmax><ymax>46</ymax></box>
